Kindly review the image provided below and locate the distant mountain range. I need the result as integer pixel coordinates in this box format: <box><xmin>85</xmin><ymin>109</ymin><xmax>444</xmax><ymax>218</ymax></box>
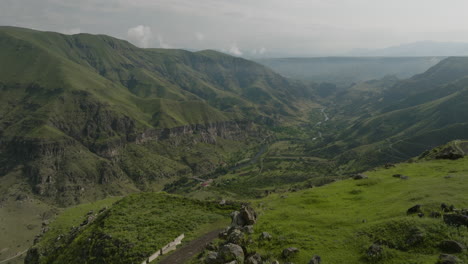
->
<box><xmin>348</xmin><ymin>41</ymin><xmax>468</xmax><ymax>57</ymax></box>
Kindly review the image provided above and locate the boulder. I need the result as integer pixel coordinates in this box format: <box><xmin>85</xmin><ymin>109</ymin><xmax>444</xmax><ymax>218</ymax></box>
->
<box><xmin>242</xmin><ymin>225</ymin><xmax>254</xmax><ymax>234</ymax></box>
<box><xmin>240</xmin><ymin>206</ymin><xmax>257</xmax><ymax>225</ymax></box>
<box><xmin>443</xmin><ymin>214</ymin><xmax>468</xmax><ymax>228</ymax></box>
<box><xmin>204</xmin><ymin>251</ymin><xmax>220</xmax><ymax>264</ymax></box>
<box><xmin>439</xmin><ymin>240</ymin><xmax>465</xmax><ymax>253</ymax></box>
<box><xmin>437</xmin><ymin>254</ymin><xmax>460</xmax><ymax>264</ymax></box>
<box><xmin>435</xmin><ymin>147</ymin><xmax>464</xmax><ymax>160</ymax></box>
<box><xmin>259</xmin><ymin>232</ymin><xmax>272</xmax><ymax>241</ymax></box>
<box><xmin>219</xmin><ymin>199</ymin><xmax>226</xmax><ymax>206</ymax></box>
<box><xmin>353</xmin><ymin>174</ymin><xmax>368</xmax><ymax>180</ymax></box>
<box><xmin>227</xmin><ymin>229</ymin><xmax>245</xmax><ymax>244</ymax></box>
<box><xmin>406</xmin><ymin>204</ymin><xmax>422</xmax><ymax>215</ymax></box>
<box><xmin>231</xmin><ymin>211</ymin><xmax>246</xmax><ymax>227</ymax></box>
<box><xmin>282</xmin><ymin>247</ymin><xmax>299</xmax><ymax>258</ymax></box>
<box><xmin>366</xmin><ymin>244</ymin><xmax>383</xmax><ymax>259</ymax></box>
<box><xmin>218</xmin><ymin>243</ymin><xmax>244</xmax><ymax>263</ymax></box>
<box><xmin>245</xmin><ymin>253</ymin><xmax>262</xmax><ymax>264</ymax></box>
<box><xmin>206</xmin><ymin>242</ymin><xmax>218</xmax><ymax>251</ymax></box>
<box><xmin>308</xmin><ymin>255</ymin><xmax>321</xmax><ymax>264</ymax></box>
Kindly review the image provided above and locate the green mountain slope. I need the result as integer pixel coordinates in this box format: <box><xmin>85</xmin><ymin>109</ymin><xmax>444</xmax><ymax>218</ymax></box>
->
<box><xmin>312</xmin><ymin>57</ymin><xmax>468</xmax><ymax>171</ymax></box>
<box><xmin>0</xmin><ymin>26</ymin><xmax>314</xmax><ymax>206</ymax></box>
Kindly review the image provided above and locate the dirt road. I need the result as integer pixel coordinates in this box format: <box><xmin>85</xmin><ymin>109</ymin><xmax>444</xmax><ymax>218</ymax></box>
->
<box><xmin>157</xmin><ymin>228</ymin><xmax>222</xmax><ymax>264</ymax></box>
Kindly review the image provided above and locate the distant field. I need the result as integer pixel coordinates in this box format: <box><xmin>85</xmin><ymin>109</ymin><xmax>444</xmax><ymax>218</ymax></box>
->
<box><xmin>256</xmin><ymin>57</ymin><xmax>443</xmax><ymax>86</ymax></box>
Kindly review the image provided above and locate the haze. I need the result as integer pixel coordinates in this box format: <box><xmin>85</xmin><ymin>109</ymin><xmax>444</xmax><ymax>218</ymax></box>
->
<box><xmin>2</xmin><ymin>0</ymin><xmax>468</xmax><ymax>57</ymax></box>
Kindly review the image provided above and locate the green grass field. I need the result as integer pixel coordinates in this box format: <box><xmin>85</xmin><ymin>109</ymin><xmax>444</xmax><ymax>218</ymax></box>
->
<box><xmin>247</xmin><ymin>156</ymin><xmax>468</xmax><ymax>263</ymax></box>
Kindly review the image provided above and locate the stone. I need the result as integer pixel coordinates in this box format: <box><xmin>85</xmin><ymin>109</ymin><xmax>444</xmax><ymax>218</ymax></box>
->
<box><xmin>204</xmin><ymin>251</ymin><xmax>220</xmax><ymax>264</ymax></box>
<box><xmin>437</xmin><ymin>254</ymin><xmax>460</xmax><ymax>264</ymax></box>
<box><xmin>231</xmin><ymin>211</ymin><xmax>246</xmax><ymax>227</ymax></box>
<box><xmin>353</xmin><ymin>174</ymin><xmax>368</xmax><ymax>180</ymax></box>
<box><xmin>227</xmin><ymin>229</ymin><xmax>245</xmax><ymax>244</ymax></box>
<box><xmin>439</xmin><ymin>240</ymin><xmax>465</xmax><ymax>254</ymax></box>
<box><xmin>418</xmin><ymin>212</ymin><xmax>424</xmax><ymax>218</ymax></box>
<box><xmin>406</xmin><ymin>229</ymin><xmax>424</xmax><ymax>246</ymax></box>
<box><xmin>282</xmin><ymin>247</ymin><xmax>299</xmax><ymax>258</ymax></box>
<box><xmin>308</xmin><ymin>255</ymin><xmax>321</xmax><ymax>264</ymax></box>
<box><xmin>206</xmin><ymin>242</ymin><xmax>218</xmax><ymax>251</ymax></box>
<box><xmin>443</xmin><ymin>214</ymin><xmax>468</xmax><ymax>227</ymax></box>
<box><xmin>242</xmin><ymin>225</ymin><xmax>254</xmax><ymax>234</ymax></box>
<box><xmin>406</xmin><ymin>204</ymin><xmax>422</xmax><ymax>215</ymax></box>
<box><xmin>271</xmin><ymin>261</ymin><xmax>279</xmax><ymax>264</ymax></box>
<box><xmin>240</xmin><ymin>206</ymin><xmax>257</xmax><ymax>225</ymax></box>
<box><xmin>218</xmin><ymin>243</ymin><xmax>244</xmax><ymax>263</ymax></box>
<box><xmin>245</xmin><ymin>253</ymin><xmax>262</xmax><ymax>264</ymax></box>
<box><xmin>259</xmin><ymin>232</ymin><xmax>272</xmax><ymax>241</ymax></box>
<box><xmin>219</xmin><ymin>199</ymin><xmax>226</xmax><ymax>206</ymax></box>
<box><xmin>366</xmin><ymin>244</ymin><xmax>383</xmax><ymax>259</ymax></box>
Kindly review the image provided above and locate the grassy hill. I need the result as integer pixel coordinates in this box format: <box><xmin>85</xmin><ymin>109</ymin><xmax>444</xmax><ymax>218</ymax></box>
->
<box><xmin>0</xmin><ymin>26</ymin><xmax>316</xmax><ymax>206</ymax></box>
<box><xmin>246</xmin><ymin>151</ymin><xmax>468</xmax><ymax>263</ymax></box>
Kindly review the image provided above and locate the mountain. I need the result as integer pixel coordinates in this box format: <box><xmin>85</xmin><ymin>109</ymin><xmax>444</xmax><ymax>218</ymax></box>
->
<box><xmin>0</xmin><ymin>26</ymin><xmax>315</xmax><ymax>206</ymax></box>
<box><xmin>314</xmin><ymin>57</ymin><xmax>468</xmax><ymax>171</ymax></box>
<box><xmin>256</xmin><ymin>57</ymin><xmax>442</xmax><ymax>87</ymax></box>
<box><xmin>349</xmin><ymin>41</ymin><xmax>468</xmax><ymax>57</ymax></box>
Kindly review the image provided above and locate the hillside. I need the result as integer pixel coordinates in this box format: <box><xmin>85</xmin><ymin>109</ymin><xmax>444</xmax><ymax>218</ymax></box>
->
<box><xmin>25</xmin><ymin>143</ymin><xmax>468</xmax><ymax>264</ymax></box>
<box><xmin>0</xmin><ymin>26</ymin><xmax>316</xmax><ymax>206</ymax></box>
<box><xmin>307</xmin><ymin>57</ymin><xmax>468</xmax><ymax>171</ymax></box>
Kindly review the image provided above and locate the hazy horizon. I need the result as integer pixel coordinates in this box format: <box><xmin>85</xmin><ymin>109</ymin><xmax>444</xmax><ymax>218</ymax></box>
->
<box><xmin>2</xmin><ymin>0</ymin><xmax>468</xmax><ymax>57</ymax></box>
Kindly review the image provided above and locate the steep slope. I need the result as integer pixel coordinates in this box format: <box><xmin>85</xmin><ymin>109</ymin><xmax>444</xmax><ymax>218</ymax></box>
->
<box><xmin>311</xmin><ymin>57</ymin><xmax>468</xmax><ymax>171</ymax></box>
<box><xmin>0</xmin><ymin>26</ymin><xmax>314</xmax><ymax>206</ymax></box>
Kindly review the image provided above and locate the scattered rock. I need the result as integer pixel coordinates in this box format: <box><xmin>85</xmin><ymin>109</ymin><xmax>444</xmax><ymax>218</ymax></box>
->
<box><xmin>366</xmin><ymin>244</ymin><xmax>383</xmax><ymax>259</ymax></box>
<box><xmin>437</xmin><ymin>254</ymin><xmax>460</xmax><ymax>264</ymax></box>
<box><xmin>204</xmin><ymin>251</ymin><xmax>220</xmax><ymax>264</ymax></box>
<box><xmin>406</xmin><ymin>229</ymin><xmax>425</xmax><ymax>246</ymax></box>
<box><xmin>400</xmin><ymin>175</ymin><xmax>409</xmax><ymax>180</ymax></box>
<box><xmin>392</xmin><ymin>174</ymin><xmax>402</xmax><ymax>178</ymax></box>
<box><xmin>242</xmin><ymin>225</ymin><xmax>254</xmax><ymax>234</ymax></box>
<box><xmin>353</xmin><ymin>174</ymin><xmax>368</xmax><ymax>180</ymax></box>
<box><xmin>439</xmin><ymin>240</ymin><xmax>465</xmax><ymax>254</ymax></box>
<box><xmin>418</xmin><ymin>213</ymin><xmax>425</xmax><ymax>218</ymax></box>
<box><xmin>406</xmin><ymin>204</ymin><xmax>422</xmax><ymax>215</ymax></box>
<box><xmin>259</xmin><ymin>232</ymin><xmax>272</xmax><ymax>241</ymax></box>
<box><xmin>206</xmin><ymin>242</ymin><xmax>218</xmax><ymax>251</ymax></box>
<box><xmin>16</xmin><ymin>193</ymin><xmax>29</xmax><ymax>201</ymax></box>
<box><xmin>218</xmin><ymin>243</ymin><xmax>244</xmax><ymax>263</ymax></box>
<box><xmin>219</xmin><ymin>199</ymin><xmax>226</xmax><ymax>206</ymax></box>
<box><xmin>227</xmin><ymin>229</ymin><xmax>244</xmax><ymax>244</ymax></box>
<box><xmin>271</xmin><ymin>261</ymin><xmax>280</xmax><ymax>264</ymax></box>
<box><xmin>240</xmin><ymin>206</ymin><xmax>257</xmax><ymax>225</ymax></box>
<box><xmin>245</xmin><ymin>253</ymin><xmax>262</xmax><ymax>264</ymax></box>
<box><xmin>308</xmin><ymin>255</ymin><xmax>321</xmax><ymax>264</ymax></box>
<box><xmin>230</xmin><ymin>206</ymin><xmax>257</xmax><ymax>227</ymax></box>
<box><xmin>435</xmin><ymin>147</ymin><xmax>464</xmax><ymax>160</ymax></box>
<box><xmin>282</xmin><ymin>247</ymin><xmax>299</xmax><ymax>258</ymax></box>
<box><xmin>384</xmin><ymin>163</ymin><xmax>395</xmax><ymax>169</ymax></box>
<box><xmin>443</xmin><ymin>214</ymin><xmax>468</xmax><ymax>228</ymax></box>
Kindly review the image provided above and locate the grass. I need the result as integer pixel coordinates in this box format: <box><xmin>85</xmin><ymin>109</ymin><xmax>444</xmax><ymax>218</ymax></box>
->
<box><xmin>246</xmin><ymin>156</ymin><xmax>468</xmax><ymax>263</ymax></box>
<box><xmin>33</xmin><ymin>192</ymin><xmax>238</xmax><ymax>264</ymax></box>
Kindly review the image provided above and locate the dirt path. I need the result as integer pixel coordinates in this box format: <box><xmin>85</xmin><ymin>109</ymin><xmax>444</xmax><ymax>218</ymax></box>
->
<box><xmin>157</xmin><ymin>228</ymin><xmax>222</xmax><ymax>264</ymax></box>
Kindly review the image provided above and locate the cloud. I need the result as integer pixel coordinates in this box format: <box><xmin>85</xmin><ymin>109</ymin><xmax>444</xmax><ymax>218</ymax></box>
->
<box><xmin>62</xmin><ymin>27</ymin><xmax>81</xmax><ymax>35</ymax></box>
<box><xmin>157</xmin><ymin>35</ymin><xmax>173</xmax><ymax>48</ymax></box>
<box><xmin>127</xmin><ymin>25</ymin><xmax>153</xmax><ymax>48</ymax></box>
<box><xmin>229</xmin><ymin>44</ymin><xmax>242</xmax><ymax>56</ymax></box>
<box><xmin>195</xmin><ymin>32</ymin><xmax>205</xmax><ymax>41</ymax></box>
<box><xmin>259</xmin><ymin>47</ymin><xmax>266</xmax><ymax>54</ymax></box>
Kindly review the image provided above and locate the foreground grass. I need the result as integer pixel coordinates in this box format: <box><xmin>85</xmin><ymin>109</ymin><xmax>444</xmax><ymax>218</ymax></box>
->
<box><xmin>34</xmin><ymin>192</ymin><xmax>237</xmax><ymax>264</ymax></box>
<box><xmin>249</xmin><ymin>157</ymin><xmax>468</xmax><ymax>263</ymax></box>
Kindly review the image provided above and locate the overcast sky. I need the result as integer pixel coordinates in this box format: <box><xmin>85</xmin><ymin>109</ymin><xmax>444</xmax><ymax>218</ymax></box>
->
<box><xmin>2</xmin><ymin>0</ymin><xmax>468</xmax><ymax>57</ymax></box>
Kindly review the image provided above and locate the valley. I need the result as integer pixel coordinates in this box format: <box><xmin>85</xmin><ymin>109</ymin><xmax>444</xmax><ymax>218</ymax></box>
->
<box><xmin>0</xmin><ymin>26</ymin><xmax>467</xmax><ymax>264</ymax></box>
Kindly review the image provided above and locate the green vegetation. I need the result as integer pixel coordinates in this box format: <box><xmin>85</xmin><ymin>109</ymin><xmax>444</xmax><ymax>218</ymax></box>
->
<box><xmin>31</xmin><ymin>192</ymin><xmax>238</xmax><ymax>264</ymax></box>
<box><xmin>247</xmin><ymin>156</ymin><xmax>468</xmax><ymax>263</ymax></box>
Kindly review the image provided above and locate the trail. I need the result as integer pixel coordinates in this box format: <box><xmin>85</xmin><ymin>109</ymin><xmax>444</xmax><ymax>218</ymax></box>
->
<box><xmin>313</xmin><ymin>107</ymin><xmax>329</xmax><ymax>140</ymax></box>
<box><xmin>157</xmin><ymin>229</ymin><xmax>222</xmax><ymax>264</ymax></box>
<box><xmin>0</xmin><ymin>249</ymin><xmax>28</xmax><ymax>264</ymax></box>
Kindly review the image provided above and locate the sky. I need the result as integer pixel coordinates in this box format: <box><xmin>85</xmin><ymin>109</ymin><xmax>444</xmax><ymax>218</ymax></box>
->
<box><xmin>2</xmin><ymin>0</ymin><xmax>468</xmax><ymax>57</ymax></box>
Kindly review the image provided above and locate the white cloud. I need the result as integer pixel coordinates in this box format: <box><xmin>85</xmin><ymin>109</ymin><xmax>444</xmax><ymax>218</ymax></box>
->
<box><xmin>195</xmin><ymin>32</ymin><xmax>205</xmax><ymax>41</ymax></box>
<box><xmin>62</xmin><ymin>27</ymin><xmax>81</xmax><ymax>35</ymax></box>
<box><xmin>157</xmin><ymin>35</ymin><xmax>173</xmax><ymax>48</ymax></box>
<box><xmin>229</xmin><ymin>44</ymin><xmax>242</xmax><ymax>56</ymax></box>
<box><xmin>259</xmin><ymin>47</ymin><xmax>266</xmax><ymax>54</ymax></box>
<box><xmin>127</xmin><ymin>25</ymin><xmax>153</xmax><ymax>48</ymax></box>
